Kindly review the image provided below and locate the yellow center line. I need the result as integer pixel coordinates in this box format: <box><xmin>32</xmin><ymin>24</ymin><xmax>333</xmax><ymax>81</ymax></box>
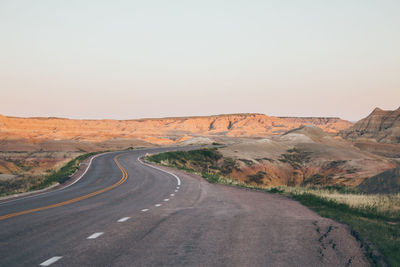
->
<box><xmin>0</xmin><ymin>155</ymin><xmax>128</xmax><ymax>221</ymax></box>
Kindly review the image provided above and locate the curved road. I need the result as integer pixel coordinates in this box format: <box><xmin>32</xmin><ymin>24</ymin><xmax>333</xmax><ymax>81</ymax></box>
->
<box><xmin>0</xmin><ymin>148</ymin><xmax>368</xmax><ymax>266</ymax></box>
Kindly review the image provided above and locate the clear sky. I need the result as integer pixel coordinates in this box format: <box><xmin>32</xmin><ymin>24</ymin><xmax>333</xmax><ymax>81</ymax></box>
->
<box><xmin>1</xmin><ymin>0</ymin><xmax>399</xmax><ymax>121</ymax></box>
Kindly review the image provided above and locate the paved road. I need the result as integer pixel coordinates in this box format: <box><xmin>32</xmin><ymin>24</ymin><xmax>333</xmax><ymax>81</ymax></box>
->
<box><xmin>0</xmin><ymin>148</ymin><xmax>368</xmax><ymax>266</ymax></box>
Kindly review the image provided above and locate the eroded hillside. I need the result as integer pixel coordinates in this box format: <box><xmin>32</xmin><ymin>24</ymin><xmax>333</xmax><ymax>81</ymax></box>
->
<box><xmin>149</xmin><ymin>126</ymin><xmax>396</xmax><ymax>187</ymax></box>
<box><xmin>218</xmin><ymin>126</ymin><xmax>395</xmax><ymax>187</ymax></box>
<box><xmin>0</xmin><ymin>113</ymin><xmax>352</xmax><ymax>144</ymax></box>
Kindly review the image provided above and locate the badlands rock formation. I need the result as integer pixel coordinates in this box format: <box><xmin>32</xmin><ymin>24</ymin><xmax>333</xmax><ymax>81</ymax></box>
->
<box><xmin>0</xmin><ymin>113</ymin><xmax>352</xmax><ymax>145</ymax></box>
<box><xmin>341</xmin><ymin>107</ymin><xmax>400</xmax><ymax>144</ymax></box>
<box><xmin>219</xmin><ymin>126</ymin><xmax>394</xmax><ymax>187</ymax></box>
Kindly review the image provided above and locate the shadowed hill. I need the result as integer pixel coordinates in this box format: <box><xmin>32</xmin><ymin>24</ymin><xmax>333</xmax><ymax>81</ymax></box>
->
<box><xmin>357</xmin><ymin>167</ymin><xmax>400</xmax><ymax>194</ymax></box>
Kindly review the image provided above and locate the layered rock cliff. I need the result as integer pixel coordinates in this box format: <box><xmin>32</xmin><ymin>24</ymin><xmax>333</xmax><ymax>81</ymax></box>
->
<box><xmin>341</xmin><ymin>107</ymin><xmax>400</xmax><ymax>143</ymax></box>
<box><xmin>0</xmin><ymin>113</ymin><xmax>352</xmax><ymax>144</ymax></box>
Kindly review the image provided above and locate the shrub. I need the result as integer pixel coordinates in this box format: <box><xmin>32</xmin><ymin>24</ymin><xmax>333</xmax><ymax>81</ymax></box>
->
<box><xmin>239</xmin><ymin>158</ymin><xmax>254</xmax><ymax>167</ymax></box>
<box><xmin>247</xmin><ymin>171</ymin><xmax>266</xmax><ymax>184</ymax></box>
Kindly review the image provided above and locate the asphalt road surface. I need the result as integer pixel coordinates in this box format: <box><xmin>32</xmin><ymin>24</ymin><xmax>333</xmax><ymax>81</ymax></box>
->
<box><xmin>0</xmin><ymin>148</ymin><xmax>368</xmax><ymax>266</ymax></box>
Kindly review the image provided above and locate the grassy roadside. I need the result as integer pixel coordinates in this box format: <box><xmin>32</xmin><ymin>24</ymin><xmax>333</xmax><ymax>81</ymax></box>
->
<box><xmin>0</xmin><ymin>151</ymin><xmax>106</xmax><ymax>197</ymax></box>
<box><xmin>29</xmin><ymin>151</ymin><xmax>106</xmax><ymax>191</ymax></box>
<box><xmin>146</xmin><ymin>149</ymin><xmax>400</xmax><ymax>266</ymax></box>
<box><xmin>0</xmin><ymin>146</ymin><xmax>149</xmax><ymax>197</ymax></box>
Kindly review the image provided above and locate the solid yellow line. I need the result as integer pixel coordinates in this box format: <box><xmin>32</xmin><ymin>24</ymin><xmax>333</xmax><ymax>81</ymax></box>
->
<box><xmin>0</xmin><ymin>155</ymin><xmax>128</xmax><ymax>221</ymax></box>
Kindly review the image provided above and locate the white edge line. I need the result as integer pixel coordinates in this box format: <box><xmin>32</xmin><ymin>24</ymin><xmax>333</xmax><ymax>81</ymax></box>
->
<box><xmin>39</xmin><ymin>256</ymin><xmax>63</xmax><ymax>266</ymax></box>
<box><xmin>87</xmin><ymin>232</ymin><xmax>104</xmax><ymax>239</ymax></box>
<box><xmin>0</xmin><ymin>152</ymin><xmax>107</xmax><ymax>206</ymax></box>
<box><xmin>138</xmin><ymin>157</ymin><xmax>181</xmax><ymax>186</ymax></box>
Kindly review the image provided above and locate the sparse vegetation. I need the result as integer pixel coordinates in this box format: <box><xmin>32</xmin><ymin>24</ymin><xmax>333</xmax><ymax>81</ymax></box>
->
<box><xmin>279</xmin><ymin>148</ymin><xmax>311</xmax><ymax>169</ymax></box>
<box><xmin>0</xmin><ymin>178</ymin><xmax>28</xmax><ymax>196</ymax></box>
<box><xmin>346</xmin><ymin>167</ymin><xmax>359</xmax><ymax>174</ymax></box>
<box><xmin>212</xmin><ymin>142</ymin><xmax>224</xmax><ymax>146</ymax></box>
<box><xmin>238</xmin><ymin>158</ymin><xmax>254</xmax><ymax>166</ymax></box>
<box><xmin>255</xmin><ymin>157</ymin><xmax>274</xmax><ymax>162</ymax></box>
<box><xmin>246</xmin><ymin>171</ymin><xmax>266</xmax><ymax>184</ymax></box>
<box><xmin>147</xmin><ymin>149</ymin><xmax>240</xmax><ymax>185</ymax></box>
<box><xmin>30</xmin><ymin>151</ymin><xmax>104</xmax><ymax>191</ymax></box>
<box><xmin>147</xmin><ymin>148</ymin><xmax>243</xmax><ymax>181</ymax></box>
<box><xmin>303</xmin><ymin>173</ymin><xmax>326</xmax><ymax>185</ymax></box>
<box><xmin>147</xmin><ymin>149</ymin><xmax>223</xmax><ymax>172</ymax></box>
<box><xmin>220</xmin><ymin>157</ymin><xmax>239</xmax><ymax>174</ymax></box>
<box><xmin>325</xmin><ymin>160</ymin><xmax>347</xmax><ymax>169</ymax></box>
<box><xmin>0</xmin><ymin>151</ymin><xmax>104</xmax><ymax>196</ymax></box>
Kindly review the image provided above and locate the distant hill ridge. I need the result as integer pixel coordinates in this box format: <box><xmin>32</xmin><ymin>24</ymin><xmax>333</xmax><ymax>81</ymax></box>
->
<box><xmin>341</xmin><ymin>107</ymin><xmax>400</xmax><ymax>144</ymax></box>
<box><xmin>2</xmin><ymin>113</ymin><xmax>343</xmax><ymax>121</ymax></box>
<box><xmin>0</xmin><ymin>113</ymin><xmax>353</xmax><ymax>144</ymax></box>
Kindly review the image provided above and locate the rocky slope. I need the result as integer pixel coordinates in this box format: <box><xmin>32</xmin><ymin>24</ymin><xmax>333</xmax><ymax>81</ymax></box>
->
<box><xmin>218</xmin><ymin>126</ymin><xmax>395</xmax><ymax>187</ymax></box>
<box><xmin>0</xmin><ymin>113</ymin><xmax>352</xmax><ymax>144</ymax></box>
<box><xmin>341</xmin><ymin>107</ymin><xmax>400</xmax><ymax>144</ymax></box>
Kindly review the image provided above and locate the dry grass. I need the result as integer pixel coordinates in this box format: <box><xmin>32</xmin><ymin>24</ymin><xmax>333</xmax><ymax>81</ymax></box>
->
<box><xmin>279</xmin><ymin>186</ymin><xmax>400</xmax><ymax>216</ymax></box>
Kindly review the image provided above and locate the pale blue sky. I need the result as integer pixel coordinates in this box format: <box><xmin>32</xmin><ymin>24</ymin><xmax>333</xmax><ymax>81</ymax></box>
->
<box><xmin>1</xmin><ymin>0</ymin><xmax>399</xmax><ymax>121</ymax></box>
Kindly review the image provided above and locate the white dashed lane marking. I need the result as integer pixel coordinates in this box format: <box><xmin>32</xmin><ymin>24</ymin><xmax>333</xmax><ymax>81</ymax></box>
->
<box><xmin>117</xmin><ymin>217</ymin><xmax>130</xmax><ymax>222</ymax></box>
<box><xmin>141</xmin><ymin>209</ymin><xmax>149</xmax><ymax>212</ymax></box>
<box><xmin>175</xmin><ymin>190</ymin><xmax>178</xmax><ymax>192</ymax></box>
<box><xmin>163</xmin><ymin>199</ymin><xmax>169</xmax><ymax>201</ymax></box>
<box><xmin>40</xmin><ymin>256</ymin><xmax>62</xmax><ymax>266</ymax></box>
<box><xmin>87</xmin><ymin>232</ymin><xmax>104</xmax><ymax>239</ymax></box>
<box><xmin>170</xmin><ymin>194</ymin><xmax>175</xmax><ymax>196</ymax></box>
<box><xmin>155</xmin><ymin>204</ymin><xmax>162</xmax><ymax>207</ymax></box>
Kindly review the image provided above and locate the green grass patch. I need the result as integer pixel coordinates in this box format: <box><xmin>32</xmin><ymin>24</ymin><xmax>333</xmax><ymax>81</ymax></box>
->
<box><xmin>147</xmin><ymin>148</ymin><xmax>222</xmax><ymax>164</ymax></box>
<box><xmin>147</xmin><ymin>148</ymin><xmax>223</xmax><ymax>172</ymax></box>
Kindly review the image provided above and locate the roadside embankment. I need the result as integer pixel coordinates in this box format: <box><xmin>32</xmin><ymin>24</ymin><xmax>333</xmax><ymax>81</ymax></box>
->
<box><xmin>147</xmin><ymin>149</ymin><xmax>400</xmax><ymax>266</ymax></box>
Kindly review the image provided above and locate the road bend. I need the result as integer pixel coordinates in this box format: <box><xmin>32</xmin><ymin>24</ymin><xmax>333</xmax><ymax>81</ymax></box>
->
<box><xmin>0</xmin><ymin>147</ymin><xmax>368</xmax><ymax>266</ymax></box>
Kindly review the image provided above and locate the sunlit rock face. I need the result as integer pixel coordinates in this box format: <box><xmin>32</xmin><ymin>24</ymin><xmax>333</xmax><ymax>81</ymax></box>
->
<box><xmin>0</xmin><ymin>113</ymin><xmax>352</xmax><ymax>144</ymax></box>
